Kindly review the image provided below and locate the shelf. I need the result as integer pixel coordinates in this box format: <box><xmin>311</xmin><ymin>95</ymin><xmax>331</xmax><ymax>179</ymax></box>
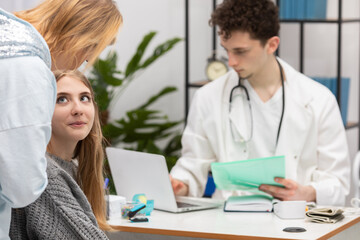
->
<box><xmin>280</xmin><ymin>18</ymin><xmax>360</xmax><ymax>24</ymax></box>
<box><xmin>188</xmin><ymin>80</ymin><xmax>211</xmax><ymax>88</ymax></box>
<box><xmin>346</xmin><ymin>122</ymin><xmax>359</xmax><ymax>130</ymax></box>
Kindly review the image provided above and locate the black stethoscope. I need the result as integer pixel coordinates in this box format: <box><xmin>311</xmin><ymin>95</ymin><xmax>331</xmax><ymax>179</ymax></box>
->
<box><xmin>229</xmin><ymin>59</ymin><xmax>285</xmax><ymax>146</ymax></box>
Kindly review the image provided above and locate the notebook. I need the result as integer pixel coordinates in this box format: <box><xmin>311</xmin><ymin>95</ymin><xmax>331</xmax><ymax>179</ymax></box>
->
<box><xmin>224</xmin><ymin>194</ymin><xmax>276</xmax><ymax>212</ymax></box>
<box><xmin>106</xmin><ymin>147</ymin><xmax>220</xmax><ymax>213</ymax></box>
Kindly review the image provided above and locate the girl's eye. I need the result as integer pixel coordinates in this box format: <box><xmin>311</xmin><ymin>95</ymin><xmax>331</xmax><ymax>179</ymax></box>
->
<box><xmin>56</xmin><ymin>96</ymin><xmax>68</xmax><ymax>104</ymax></box>
<box><xmin>80</xmin><ymin>95</ymin><xmax>91</xmax><ymax>102</ymax></box>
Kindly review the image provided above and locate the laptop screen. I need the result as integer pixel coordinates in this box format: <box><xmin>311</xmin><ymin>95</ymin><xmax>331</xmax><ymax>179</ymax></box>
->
<box><xmin>106</xmin><ymin>147</ymin><xmax>178</xmax><ymax>212</ymax></box>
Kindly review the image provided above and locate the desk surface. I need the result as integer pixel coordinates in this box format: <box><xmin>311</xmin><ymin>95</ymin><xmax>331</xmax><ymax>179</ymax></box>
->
<box><xmin>108</xmin><ymin>207</ymin><xmax>360</xmax><ymax>240</ymax></box>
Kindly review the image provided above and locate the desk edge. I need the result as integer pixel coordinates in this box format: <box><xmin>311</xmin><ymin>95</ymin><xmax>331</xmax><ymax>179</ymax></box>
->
<box><xmin>316</xmin><ymin>215</ymin><xmax>360</xmax><ymax>240</ymax></box>
<box><xmin>110</xmin><ymin>225</ymin><xmax>299</xmax><ymax>240</ymax></box>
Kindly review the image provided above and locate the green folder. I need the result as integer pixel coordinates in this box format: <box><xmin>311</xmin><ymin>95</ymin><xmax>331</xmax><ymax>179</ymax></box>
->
<box><xmin>211</xmin><ymin>156</ymin><xmax>285</xmax><ymax>192</ymax></box>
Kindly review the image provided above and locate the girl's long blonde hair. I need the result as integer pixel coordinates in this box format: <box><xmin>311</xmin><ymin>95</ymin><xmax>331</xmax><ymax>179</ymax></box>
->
<box><xmin>16</xmin><ymin>0</ymin><xmax>122</xmax><ymax>69</ymax></box>
<box><xmin>52</xmin><ymin>70</ymin><xmax>111</xmax><ymax>231</ymax></box>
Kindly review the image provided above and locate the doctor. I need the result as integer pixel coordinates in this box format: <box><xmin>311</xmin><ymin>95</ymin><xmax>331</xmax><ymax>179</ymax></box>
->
<box><xmin>170</xmin><ymin>0</ymin><xmax>350</xmax><ymax>206</ymax></box>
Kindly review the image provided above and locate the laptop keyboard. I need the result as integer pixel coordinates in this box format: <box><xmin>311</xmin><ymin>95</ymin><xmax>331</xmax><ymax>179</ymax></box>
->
<box><xmin>176</xmin><ymin>201</ymin><xmax>199</xmax><ymax>208</ymax></box>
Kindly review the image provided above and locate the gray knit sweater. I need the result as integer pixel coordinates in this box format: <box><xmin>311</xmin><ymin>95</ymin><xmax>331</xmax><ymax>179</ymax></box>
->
<box><xmin>9</xmin><ymin>154</ymin><xmax>108</xmax><ymax>240</ymax></box>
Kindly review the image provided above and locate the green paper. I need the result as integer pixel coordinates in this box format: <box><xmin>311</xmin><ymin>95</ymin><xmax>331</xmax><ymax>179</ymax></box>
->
<box><xmin>211</xmin><ymin>156</ymin><xmax>285</xmax><ymax>192</ymax></box>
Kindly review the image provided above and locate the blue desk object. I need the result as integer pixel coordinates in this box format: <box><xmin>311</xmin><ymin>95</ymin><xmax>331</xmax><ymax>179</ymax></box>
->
<box><xmin>132</xmin><ymin>193</ymin><xmax>154</xmax><ymax>216</ymax></box>
<box><xmin>203</xmin><ymin>172</ymin><xmax>216</xmax><ymax>198</ymax></box>
<box><xmin>128</xmin><ymin>203</ymin><xmax>146</xmax><ymax>219</ymax></box>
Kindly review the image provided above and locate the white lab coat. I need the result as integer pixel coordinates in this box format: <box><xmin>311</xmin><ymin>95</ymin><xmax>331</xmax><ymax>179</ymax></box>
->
<box><xmin>171</xmin><ymin>58</ymin><xmax>350</xmax><ymax>206</ymax></box>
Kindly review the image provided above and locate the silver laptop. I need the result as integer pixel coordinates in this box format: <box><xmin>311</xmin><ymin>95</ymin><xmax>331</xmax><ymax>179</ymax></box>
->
<box><xmin>106</xmin><ymin>147</ymin><xmax>220</xmax><ymax>213</ymax></box>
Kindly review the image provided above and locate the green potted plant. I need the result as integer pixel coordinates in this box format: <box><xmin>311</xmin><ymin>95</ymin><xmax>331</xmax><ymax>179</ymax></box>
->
<box><xmin>88</xmin><ymin>31</ymin><xmax>183</xmax><ymax>193</ymax></box>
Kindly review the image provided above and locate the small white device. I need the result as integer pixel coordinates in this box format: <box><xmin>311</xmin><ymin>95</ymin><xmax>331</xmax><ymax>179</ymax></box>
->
<box><xmin>273</xmin><ymin>200</ymin><xmax>306</xmax><ymax>219</ymax></box>
<box><xmin>107</xmin><ymin>195</ymin><xmax>126</xmax><ymax>219</ymax></box>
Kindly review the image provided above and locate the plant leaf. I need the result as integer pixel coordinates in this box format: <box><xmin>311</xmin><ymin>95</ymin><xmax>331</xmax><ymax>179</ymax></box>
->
<box><xmin>125</xmin><ymin>31</ymin><xmax>157</xmax><ymax>77</ymax></box>
<box><xmin>140</xmin><ymin>37</ymin><xmax>183</xmax><ymax>69</ymax></box>
<box><xmin>139</xmin><ymin>86</ymin><xmax>177</xmax><ymax>109</ymax></box>
<box><xmin>102</xmin><ymin>123</ymin><xmax>124</xmax><ymax>141</ymax></box>
<box><xmin>91</xmin><ymin>52</ymin><xmax>123</xmax><ymax>86</ymax></box>
<box><xmin>89</xmin><ymin>32</ymin><xmax>184</xmax><ymax>172</ymax></box>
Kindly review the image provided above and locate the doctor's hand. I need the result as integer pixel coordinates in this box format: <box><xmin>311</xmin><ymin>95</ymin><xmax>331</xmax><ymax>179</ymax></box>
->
<box><xmin>169</xmin><ymin>175</ymin><xmax>189</xmax><ymax>196</ymax></box>
<box><xmin>259</xmin><ymin>177</ymin><xmax>316</xmax><ymax>202</ymax></box>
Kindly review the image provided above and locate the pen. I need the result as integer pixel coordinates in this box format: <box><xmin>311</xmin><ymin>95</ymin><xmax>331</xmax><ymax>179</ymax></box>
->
<box><xmin>104</xmin><ymin>178</ymin><xmax>110</xmax><ymax>220</ymax></box>
<box><xmin>104</xmin><ymin>178</ymin><xmax>109</xmax><ymax>189</ymax></box>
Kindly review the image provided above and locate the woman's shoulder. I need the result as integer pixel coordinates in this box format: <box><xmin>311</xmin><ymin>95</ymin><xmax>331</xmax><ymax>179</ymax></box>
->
<box><xmin>46</xmin><ymin>154</ymin><xmax>77</xmax><ymax>180</ymax></box>
<box><xmin>10</xmin><ymin>184</ymin><xmax>60</xmax><ymax>239</ymax></box>
<box><xmin>45</xmin><ymin>155</ymin><xmax>88</xmax><ymax>206</ymax></box>
<box><xmin>10</xmin><ymin>156</ymin><xmax>105</xmax><ymax>239</ymax></box>
<box><xmin>10</xmin><ymin>183</ymin><xmax>102</xmax><ymax>240</ymax></box>
<box><xmin>44</xmin><ymin>155</ymin><xmax>90</xmax><ymax>213</ymax></box>
<box><xmin>46</xmin><ymin>154</ymin><xmax>62</xmax><ymax>176</ymax></box>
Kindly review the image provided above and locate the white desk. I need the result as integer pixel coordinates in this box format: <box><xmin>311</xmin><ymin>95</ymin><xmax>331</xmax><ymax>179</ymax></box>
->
<box><xmin>107</xmin><ymin>208</ymin><xmax>360</xmax><ymax>240</ymax></box>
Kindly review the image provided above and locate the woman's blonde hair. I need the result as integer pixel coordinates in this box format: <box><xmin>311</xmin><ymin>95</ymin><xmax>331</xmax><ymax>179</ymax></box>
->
<box><xmin>52</xmin><ymin>70</ymin><xmax>111</xmax><ymax>231</ymax></box>
<box><xmin>16</xmin><ymin>0</ymin><xmax>122</xmax><ymax>69</ymax></box>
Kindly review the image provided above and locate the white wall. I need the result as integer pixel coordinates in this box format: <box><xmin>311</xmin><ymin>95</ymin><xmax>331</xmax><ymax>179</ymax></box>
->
<box><xmin>107</xmin><ymin>0</ymin><xmax>214</xmax><ymax>129</ymax></box>
<box><xmin>0</xmin><ymin>0</ymin><xmax>39</xmax><ymax>12</ymax></box>
<box><xmin>107</xmin><ymin>0</ymin><xmax>185</xmax><ymax>125</ymax></box>
<box><xmin>4</xmin><ymin>0</ymin><xmax>360</xmax><ymax>203</ymax></box>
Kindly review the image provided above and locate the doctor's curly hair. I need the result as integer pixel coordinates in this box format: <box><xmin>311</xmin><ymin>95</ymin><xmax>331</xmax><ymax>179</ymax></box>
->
<box><xmin>209</xmin><ymin>0</ymin><xmax>279</xmax><ymax>45</ymax></box>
